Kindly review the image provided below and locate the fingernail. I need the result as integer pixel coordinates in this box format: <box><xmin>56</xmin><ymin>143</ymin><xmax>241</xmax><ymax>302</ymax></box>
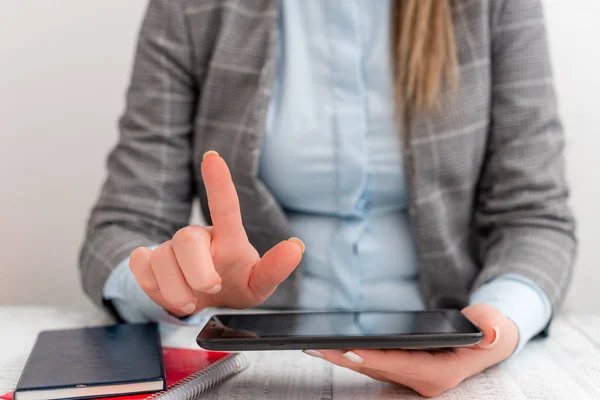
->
<box><xmin>481</xmin><ymin>325</ymin><xmax>501</xmax><ymax>348</ymax></box>
<box><xmin>205</xmin><ymin>284</ymin><xmax>221</xmax><ymax>294</ymax></box>
<box><xmin>180</xmin><ymin>302</ymin><xmax>196</xmax><ymax>314</ymax></box>
<box><xmin>490</xmin><ymin>325</ymin><xmax>501</xmax><ymax>347</ymax></box>
<box><xmin>288</xmin><ymin>237</ymin><xmax>305</xmax><ymax>254</ymax></box>
<box><xmin>303</xmin><ymin>350</ymin><xmax>323</xmax><ymax>359</ymax></box>
<box><xmin>202</xmin><ymin>150</ymin><xmax>219</xmax><ymax>161</ymax></box>
<box><xmin>342</xmin><ymin>351</ymin><xmax>363</xmax><ymax>364</ymax></box>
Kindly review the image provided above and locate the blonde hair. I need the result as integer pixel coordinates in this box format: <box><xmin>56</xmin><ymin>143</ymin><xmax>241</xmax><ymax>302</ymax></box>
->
<box><xmin>392</xmin><ymin>0</ymin><xmax>458</xmax><ymax>123</ymax></box>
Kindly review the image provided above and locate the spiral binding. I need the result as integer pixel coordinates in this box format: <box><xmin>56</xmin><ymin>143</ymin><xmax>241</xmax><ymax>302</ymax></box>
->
<box><xmin>146</xmin><ymin>353</ymin><xmax>249</xmax><ymax>400</ymax></box>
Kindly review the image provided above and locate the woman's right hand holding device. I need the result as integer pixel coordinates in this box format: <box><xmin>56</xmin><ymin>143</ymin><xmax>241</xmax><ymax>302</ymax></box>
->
<box><xmin>128</xmin><ymin>151</ymin><xmax>304</xmax><ymax>317</ymax></box>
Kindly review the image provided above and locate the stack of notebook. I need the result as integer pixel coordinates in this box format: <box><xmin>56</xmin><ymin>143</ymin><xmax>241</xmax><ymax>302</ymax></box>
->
<box><xmin>1</xmin><ymin>324</ymin><xmax>248</xmax><ymax>400</ymax></box>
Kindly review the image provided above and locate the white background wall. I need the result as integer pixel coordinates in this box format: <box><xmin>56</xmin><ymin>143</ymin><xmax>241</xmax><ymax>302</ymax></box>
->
<box><xmin>0</xmin><ymin>1</ymin><xmax>598</xmax><ymax>312</ymax></box>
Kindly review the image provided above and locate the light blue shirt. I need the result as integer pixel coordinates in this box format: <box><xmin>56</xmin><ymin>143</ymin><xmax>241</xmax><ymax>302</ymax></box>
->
<box><xmin>260</xmin><ymin>0</ymin><xmax>422</xmax><ymax>312</ymax></box>
<box><xmin>104</xmin><ymin>0</ymin><xmax>551</xmax><ymax>354</ymax></box>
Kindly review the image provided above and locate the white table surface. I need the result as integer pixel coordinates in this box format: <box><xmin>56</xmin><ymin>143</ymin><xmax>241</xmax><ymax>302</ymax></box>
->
<box><xmin>1</xmin><ymin>306</ymin><xmax>599</xmax><ymax>399</ymax></box>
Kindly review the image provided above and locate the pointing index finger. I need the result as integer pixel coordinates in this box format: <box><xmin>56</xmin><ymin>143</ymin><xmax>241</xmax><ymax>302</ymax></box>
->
<box><xmin>201</xmin><ymin>151</ymin><xmax>246</xmax><ymax>241</ymax></box>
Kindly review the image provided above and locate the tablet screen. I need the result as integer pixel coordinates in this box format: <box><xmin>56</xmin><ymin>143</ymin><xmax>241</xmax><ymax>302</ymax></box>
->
<box><xmin>199</xmin><ymin>310</ymin><xmax>479</xmax><ymax>339</ymax></box>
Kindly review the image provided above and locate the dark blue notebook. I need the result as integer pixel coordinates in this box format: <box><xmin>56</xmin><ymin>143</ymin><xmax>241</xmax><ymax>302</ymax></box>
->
<box><xmin>14</xmin><ymin>323</ymin><xmax>165</xmax><ymax>400</ymax></box>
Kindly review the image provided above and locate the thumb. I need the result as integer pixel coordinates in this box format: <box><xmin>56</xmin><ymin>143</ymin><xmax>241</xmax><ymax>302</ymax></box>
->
<box><xmin>462</xmin><ymin>304</ymin><xmax>504</xmax><ymax>349</ymax></box>
<box><xmin>248</xmin><ymin>238</ymin><xmax>304</xmax><ymax>300</ymax></box>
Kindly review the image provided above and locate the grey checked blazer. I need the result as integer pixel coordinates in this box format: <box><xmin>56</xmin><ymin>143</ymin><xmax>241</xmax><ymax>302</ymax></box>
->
<box><xmin>80</xmin><ymin>0</ymin><xmax>576</xmax><ymax>316</ymax></box>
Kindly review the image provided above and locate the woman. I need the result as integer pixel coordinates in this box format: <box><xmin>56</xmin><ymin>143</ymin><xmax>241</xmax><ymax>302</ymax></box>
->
<box><xmin>81</xmin><ymin>0</ymin><xmax>575</xmax><ymax>396</ymax></box>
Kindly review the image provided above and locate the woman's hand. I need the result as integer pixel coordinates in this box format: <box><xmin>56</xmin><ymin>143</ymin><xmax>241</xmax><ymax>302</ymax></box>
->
<box><xmin>128</xmin><ymin>151</ymin><xmax>304</xmax><ymax>317</ymax></box>
<box><xmin>307</xmin><ymin>304</ymin><xmax>519</xmax><ymax>398</ymax></box>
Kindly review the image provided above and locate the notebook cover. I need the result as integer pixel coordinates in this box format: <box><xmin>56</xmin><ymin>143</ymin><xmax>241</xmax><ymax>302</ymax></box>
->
<box><xmin>2</xmin><ymin>348</ymin><xmax>230</xmax><ymax>400</ymax></box>
<box><xmin>13</xmin><ymin>324</ymin><xmax>165</xmax><ymax>399</ymax></box>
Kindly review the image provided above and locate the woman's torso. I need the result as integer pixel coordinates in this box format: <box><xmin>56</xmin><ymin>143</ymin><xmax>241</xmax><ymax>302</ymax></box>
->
<box><xmin>259</xmin><ymin>0</ymin><xmax>423</xmax><ymax>311</ymax></box>
<box><xmin>80</xmin><ymin>0</ymin><xmax>572</xmax><ymax>313</ymax></box>
<box><xmin>188</xmin><ymin>0</ymin><xmax>493</xmax><ymax>310</ymax></box>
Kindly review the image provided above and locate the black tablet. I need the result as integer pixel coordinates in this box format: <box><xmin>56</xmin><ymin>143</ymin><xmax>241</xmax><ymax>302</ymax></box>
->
<box><xmin>197</xmin><ymin>310</ymin><xmax>482</xmax><ymax>351</ymax></box>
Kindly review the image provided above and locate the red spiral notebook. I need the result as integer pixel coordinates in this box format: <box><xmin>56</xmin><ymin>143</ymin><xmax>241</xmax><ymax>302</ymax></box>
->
<box><xmin>1</xmin><ymin>347</ymin><xmax>248</xmax><ymax>400</ymax></box>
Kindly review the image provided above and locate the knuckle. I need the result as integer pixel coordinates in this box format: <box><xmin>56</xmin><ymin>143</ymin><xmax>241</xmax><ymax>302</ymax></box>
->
<box><xmin>173</xmin><ymin>227</ymin><xmax>196</xmax><ymax>245</ymax></box>
<box><xmin>151</xmin><ymin>242</ymin><xmax>177</xmax><ymax>269</ymax></box>
<box><xmin>189</xmin><ymin>278</ymin><xmax>212</xmax><ymax>292</ymax></box>
<box><xmin>130</xmin><ymin>246</ymin><xmax>147</xmax><ymax>260</ymax></box>
<box><xmin>138</xmin><ymin>279</ymin><xmax>160</xmax><ymax>294</ymax></box>
<box><xmin>129</xmin><ymin>247</ymin><xmax>151</xmax><ymax>268</ymax></box>
<box><xmin>192</xmin><ymin>267</ymin><xmax>222</xmax><ymax>291</ymax></box>
<box><xmin>163</xmin><ymin>293</ymin><xmax>192</xmax><ymax>309</ymax></box>
<box><xmin>173</xmin><ymin>226</ymin><xmax>207</xmax><ymax>246</ymax></box>
<box><xmin>154</xmin><ymin>240</ymin><xmax>174</xmax><ymax>256</ymax></box>
<box><xmin>130</xmin><ymin>269</ymin><xmax>159</xmax><ymax>293</ymax></box>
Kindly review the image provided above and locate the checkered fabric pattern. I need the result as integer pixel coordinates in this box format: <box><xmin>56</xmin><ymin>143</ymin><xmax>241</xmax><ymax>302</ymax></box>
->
<box><xmin>80</xmin><ymin>0</ymin><xmax>575</xmax><ymax>315</ymax></box>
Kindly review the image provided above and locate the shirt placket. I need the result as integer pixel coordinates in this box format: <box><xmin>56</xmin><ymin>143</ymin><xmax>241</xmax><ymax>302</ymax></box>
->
<box><xmin>327</xmin><ymin>0</ymin><xmax>370</xmax><ymax>309</ymax></box>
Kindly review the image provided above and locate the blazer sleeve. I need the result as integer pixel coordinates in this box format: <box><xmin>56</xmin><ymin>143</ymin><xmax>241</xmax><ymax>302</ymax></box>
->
<box><xmin>471</xmin><ymin>0</ymin><xmax>576</xmax><ymax>311</ymax></box>
<box><xmin>79</xmin><ymin>0</ymin><xmax>197</xmax><ymax>309</ymax></box>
